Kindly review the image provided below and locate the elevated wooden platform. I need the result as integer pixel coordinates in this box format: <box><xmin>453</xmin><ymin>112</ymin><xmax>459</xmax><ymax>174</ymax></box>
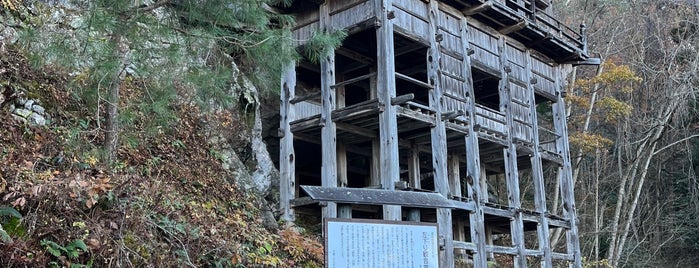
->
<box><xmin>278</xmin><ymin>1</ymin><xmax>588</xmax><ymax>267</ymax></box>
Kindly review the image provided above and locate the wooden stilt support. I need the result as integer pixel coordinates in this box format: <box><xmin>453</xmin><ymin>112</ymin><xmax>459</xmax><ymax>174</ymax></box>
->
<box><xmin>375</xmin><ymin>0</ymin><xmax>401</xmax><ymax>221</ymax></box>
<box><xmin>498</xmin><ymin>36</ymin><xmax>527</xmax><ymax>268</ymax></box>
<box><xmin>525</xmin><ymin>49</ymin><xmax>553</xmax><ymax>266</ymax></box>
<box><xmin>408</xmin><ymin>142</ymin><xmax>422</xmax><ymax>222</ymax></box>
<box><xmin>280</xmin><ymin>63</ymin><xmax>296</xmax><ymax>223</ymax></box>
<box><xmin>554</xmin><ymin>65</ymin><xmax>583</xmax><ymax>267</ymax></box>
<box><xmin>427</xmin><ymin>2</ymin><xmax>454</xmax><ymax>266</ymax></box>
<box><xmin>320</xmin><ymin>3</ymin><xmax>337</xmax><ymax>220</ymax></box>
<box><xmin>461</xmin><ymin>18</ymin><xmax>489</xmax><ymax>268</ymax></box>
<box><xmin>336</xmin><ymin>74</ymin><xmax>352</xmax><ymax>219</ymax></box>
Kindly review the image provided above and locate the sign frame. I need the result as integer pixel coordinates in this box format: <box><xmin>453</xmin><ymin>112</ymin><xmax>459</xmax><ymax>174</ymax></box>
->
<box><xmin>324</xmin><ymin>218</ymin><xmax>439</xmax><ymax>268</ymax></box>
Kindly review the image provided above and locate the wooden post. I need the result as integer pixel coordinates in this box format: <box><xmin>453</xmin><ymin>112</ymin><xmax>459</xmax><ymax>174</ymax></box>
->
<box><xmin>427</xmin><ymin>2</ymin><xmax>453</xmax><ymax>267</ymax></box>
<box><xmin>375</xmin><ymin>0</ymin><xmax>401</xmax><ymax>221</ymax></box>
<box><xmin>448</xmin><ymin>153</ymin><xmax>462</xmax><ymax>198</ymax></box>
<box><xmin>337</xmin><ymin>74</ymin><xmax>352</xmax><ymax>219</ymax></box>
<box><xmin>408</xmin><ymin>143</ymin><xmax>421</xmax><ymax>221</ymax></box>
<box><xmin>553</xmin><ymin>65</ymin><xmax>583</xmax><ymax>267</ymax></box>
<box><xmin>369</xmin><ymin>68</ymin><xmax>381</xmax><ymax>188</ymax></box>
<box><xmin>461</xmin><ymin>18</ymin><xmax>489</xmax><ymax>268</ymax></box>
<box><xmin>320</xmin><ymin>3</ymin><xmax>337</xmax><ymax>220</ymax></box>
<box><xmin>525</xmin><ymin>50</ymin><xmax>553</xmax><ymax>266</ymax></box>
<box><xmin>280</xmin><ymin>63</ymin><xmax>296</xmax><ymax>223</ymax></box>
<box><xmin>498</xmin><ymin>37</ymin><xmax>527</xmax><ymax>268</ymax></box>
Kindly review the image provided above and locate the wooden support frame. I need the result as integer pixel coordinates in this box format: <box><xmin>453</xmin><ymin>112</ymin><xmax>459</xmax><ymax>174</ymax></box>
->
<box><xmin>460</xmin><ymin>18</ymin><xmax>490</xmax><ymax>268</ymax></box>
<box><xmin>280</xmin><ymin>63</ymin><xmax>296</xmax><ymax>223</ymax></box>
<box><xmin>524</xmin><ymin>49</ymin><xmax>554</xmax><ymax>266</ymax></box>
<box><xmin>498</xmin><ymin>36</ymin><xmax>527</xmax><ymax>268</ymax></box>
<box><xmin>375</xmin><ymin>0</ymin><xmax>402</xmax><ymax>221</ymax></box>
<box><xmin>280</xmin><ymin>1</ymin><xmax>587</xmax><ymax>266</ymax></box>
<box><xmin>553</xmin><ymin>65</ymin><xmax>583</xmax><ymax>267</ymax></box>
<box><xmin>427</xmin><ymin>2</ymin><xmax>454</xmax><ymax>267</ymax></box>
<box><xmin>319</xmin><ymin>3</ymin><xmax>338</xmax><ymax>220</ymax></box>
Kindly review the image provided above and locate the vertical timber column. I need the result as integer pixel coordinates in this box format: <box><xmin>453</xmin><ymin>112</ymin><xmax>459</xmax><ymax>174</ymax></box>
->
<box><xmin>553</xmin><ymin>65</ymin><xmax>582</xmax><ymax>267</ymax></box>
<box><xmin>337</xmin><ymin>74</ymin><xmax>352</xmax><ymax>219</ymax></box>
<box><xmin>407</xmin><ymin>143</ymin><xmax>421</xmax><ymax>222</ymax></box>
<box><xmin>375</xmin><ymin>0</ymin><xmax>401</xmax><ymax>221</ymax></box>
<box><xmin>369</xmin><ymin>68</ymin><xmax>381</xmax><ymax>188</ymax></box>
<box><xmin>427</xmin><ymin>2</ymin><xmax>453</xmax><ymax>267</ymax></box>
<box><xmin>461</xmin><ymin>18</ymin><xmax>488</xmax><ymax>268</ymax></box>
<box><xmin>448</xmin><ymin>154</ymin><xmax>462</xmax><ymax>198</ymax></box>
<box><xmin>525</xmin><ymin>50</ymin><xmax>553</xmax><ymax>266</ymax></box>
<box><xmin>320</xmin><ymin>3</ymin><xmax>337</xmax><ymax>220</ymax></box>
<box><xmin>498</xmin><ymin>37</ymin><xmax>526</xmax><ymax>268</ymax></box>
<box><xmin>280</xmin><ymin>63</ymin><xmax>296</xmax><ymax>223</ymax></box>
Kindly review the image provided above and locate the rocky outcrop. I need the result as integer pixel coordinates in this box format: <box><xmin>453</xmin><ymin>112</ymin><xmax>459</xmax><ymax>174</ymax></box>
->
<box><xmin>9</xmin><ymin>98</ymin><xmax>49</xmax><ymax>126</ymax></box>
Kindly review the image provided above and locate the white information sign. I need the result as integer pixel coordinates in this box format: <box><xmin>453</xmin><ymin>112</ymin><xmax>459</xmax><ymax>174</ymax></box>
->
<box><xmin>325</xmin><ymin>219</ymin><xmax>439</xmax><ymax>268</ymax></box>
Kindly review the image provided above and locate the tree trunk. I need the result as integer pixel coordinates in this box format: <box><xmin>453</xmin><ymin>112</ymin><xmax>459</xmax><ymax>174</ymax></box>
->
<box><xmin>104</xmin><ymin>33</ymin><xmax>127</xmax><ymax>165</ymax></box>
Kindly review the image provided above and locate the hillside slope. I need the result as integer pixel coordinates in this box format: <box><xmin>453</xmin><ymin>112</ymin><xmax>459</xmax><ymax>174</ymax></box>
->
<box><xmin>0</xmin><ymin>41</ymin><xmax>321</xmax><ymax>267</ymax></box>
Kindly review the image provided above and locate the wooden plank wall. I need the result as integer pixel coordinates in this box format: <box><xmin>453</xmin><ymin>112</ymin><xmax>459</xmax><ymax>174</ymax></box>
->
<box><xmin>392</xmin><ymin>0</ymin><xmax>429</xmax><ymax>42</ymax></box>
<box><xmin>531</xmin><ymin>55</ymin><xmax>557</xmax><ymax>99</ymax></box>
<box><xmin>475</xmin><ymin>104</ymin><xmax>508</xmax><ymax>137</ymax></box>
<box><xmin>468</xmin><ymin>25</ymin><xmax>501</xmax><ymax>72</ymax></box>
<box><xmin>329</xmin><ymin>0</ymin><xmax>374</xmax><ymax>30</ymax></box>
<box><xmin>438</xmin><ymin>7</ymin><xmax>468</xmax><ymax>117</ymax></box>
<box><xmin>292</xmin><ymin>101</ymin><xmax>321</xmax><ymax>121</ymax></box>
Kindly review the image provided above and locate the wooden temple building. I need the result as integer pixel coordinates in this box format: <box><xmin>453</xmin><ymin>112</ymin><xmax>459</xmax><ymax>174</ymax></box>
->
<box><xmin>277</xmin><ymin>0</ymin><xmax>596</xmax><ymax>267</ymax></box>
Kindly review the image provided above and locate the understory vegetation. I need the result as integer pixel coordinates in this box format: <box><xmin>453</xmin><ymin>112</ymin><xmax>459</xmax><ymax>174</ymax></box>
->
<box><xmin>0</xmin><ymin>43</ymin><xmax>323</xmax><ymax>267</ymax></box>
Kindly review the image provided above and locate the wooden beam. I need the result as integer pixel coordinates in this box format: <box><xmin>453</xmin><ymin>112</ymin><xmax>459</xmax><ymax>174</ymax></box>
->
<box><xmin>330</xmin><ymin>72</ymin><xmax>377</xmax><ymax>89</ymax></box>
<box><xmin>395</xmin><ymin>42</ymin><xmax>426</xmax><ymax>57</ymax></box>
<box><xmin>336</xmin><ymin>122</ymin><xmax>378</xmax><ymax>138</ymax></box>
<box><xmin>298</xmin><ymin>60</ymin><xmax>320</xmax><ymax>73</ymax></box>
<box><xmin>300</xmin><ymin>185</ymin><xmax>475</xmax><ymax>209</ymax></box>
<box><xmin>391</xmin><ymin>93</ymin><xmax>415</xmax><ymax>105</ymax></box>
<box><xmin>462</xmin><ymin>1</ymin><xmax>493</xmax><ymax>16</ymax></box>
<box><xmin>499</xmin><ymin>19</ymin><xmax>528</xmax><ymax>35</ymax></box>
<box><xmin>290</xmin><ymin>92</ymin><xmax>321</xmax><ymax>104</ymax></box>
<box><xmin>396</xmin><ymin>72</ymin><xmax>434</xmax><ymax>89</ymax></box>
<box><xmin>336</xmin><ymin>47</ymin><xmax>375</xmax><ymax>65</ymax></box>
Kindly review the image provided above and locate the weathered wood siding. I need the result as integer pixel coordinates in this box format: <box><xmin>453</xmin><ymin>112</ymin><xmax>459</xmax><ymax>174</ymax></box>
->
<box><xmin>329</xmin><ymin>0</ymin><xmax>374</xmax><ymax>30</ymax></box>
<box><xmin>438</xmin><ymin>8</ymin><xmax>468</xmax><ymax>116</ymax></box>
<box><xmin>437</xmin><ymin>8</ymin><xmax>462</xmax><ymax>56</ymax></box>
<box><xmin>468</xmin><ymin>26</ymin><xmax>501</xmax><ymax>72</ymax></box>
<box><xmin>509</xmin><ymin>82</ymin><xmax>533</xmax><ymax>143</ymax></box>
<box><xmin>475</xmin><ymin>104</ymin><xmax>507</xmax><ymax>136</ymax></box>
<box><xmin>506</xmin><ymin>44</ymin><xmax>527</xmax><ymax>83</ymax></box>
<box><xmin>392</xmin><ymin>0</ymin><xmax>429</xmax><ymax>42</ymax></box>
<box><xmin>293</xmin><ymin>101</ymin><xmax>321</xmax><ymax>121</ymax></box>
<box><xmin>293</xmin><ymin>21</ymin><xmax>319</xmax><ymax>47</ymax></box>
<box><xmin>531</xmin><ymin>55</ymin><xmax>557</xmax><ymax>98</ymax></box>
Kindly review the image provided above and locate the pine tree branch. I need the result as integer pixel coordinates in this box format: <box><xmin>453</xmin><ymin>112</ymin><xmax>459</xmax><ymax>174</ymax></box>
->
<box><xmin>138</xmin><ymin>0</ymin><xmax>171</xmax><ymax>12</ymax></box>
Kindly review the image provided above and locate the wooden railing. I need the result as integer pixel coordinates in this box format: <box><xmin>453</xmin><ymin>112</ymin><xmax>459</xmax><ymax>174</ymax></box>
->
<box><xmin>538</xmin><ymin>126</ymin><xmax>559</xmax><ymax>154</ymax></box>
<box><xmin>475</xmin><ymin>104</ymin><xmax>508</xmax><ymax>136</ymax></box>
<box><xmin>500</xmin><ymin>0</ymin><xmax>586</xmax><ymax>51</ymax></box>
<box><xmin>293</xmin><ymin>101</ymin><xmax>322</xmax><ymax>122</ymax></box>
